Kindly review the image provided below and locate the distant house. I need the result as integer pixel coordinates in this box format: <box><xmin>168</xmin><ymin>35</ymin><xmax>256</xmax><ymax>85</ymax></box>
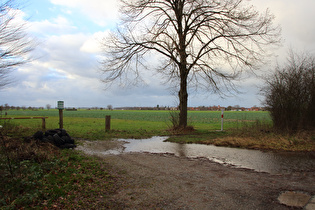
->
<box><xmin>250</xmin><ymin>107</ymin><xmax>261</xmax><ymax>111</ymax></box>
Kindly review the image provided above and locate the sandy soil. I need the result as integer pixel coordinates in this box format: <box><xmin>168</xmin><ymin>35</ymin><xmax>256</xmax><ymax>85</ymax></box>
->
<box><xmin>77</xmin><ymin>141</ymin><xmax>315</xmax><ymax>209</ymax></box>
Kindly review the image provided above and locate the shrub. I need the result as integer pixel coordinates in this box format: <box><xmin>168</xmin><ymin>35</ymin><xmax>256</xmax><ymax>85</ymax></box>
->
<box><xmin>262</xmin><ymin>51</ymin><xmax>315</xmax><ymax>132</ymax></box>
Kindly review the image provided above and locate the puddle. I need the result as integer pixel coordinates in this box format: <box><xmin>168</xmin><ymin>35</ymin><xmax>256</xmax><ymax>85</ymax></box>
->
<box><xmin>77</xmin><ymin>136</ymin><xmax>315</xmax><ymax>174</ymax></box>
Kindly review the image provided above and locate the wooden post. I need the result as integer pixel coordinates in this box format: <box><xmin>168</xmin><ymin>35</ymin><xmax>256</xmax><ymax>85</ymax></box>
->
<box><xmin>105</xmin><ymin>115</ymin><xmax>111</xmax><ymax>131</ymax></box>
<box><xmin>42</xmin><ymin>117</ymin><xmax>46</xmax><ymax>131</ymax></box>
<box><xmin>59</xmin><ymin>109</ymin><xmax>63</xmax><ymax>129</ymax></box>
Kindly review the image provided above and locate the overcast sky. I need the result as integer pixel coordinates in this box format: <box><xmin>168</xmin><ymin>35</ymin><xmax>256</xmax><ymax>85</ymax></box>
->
<box><xmin>1</xmin><ymin>0</ymin><xmax>315</xmax><ymax>108</ymax></box>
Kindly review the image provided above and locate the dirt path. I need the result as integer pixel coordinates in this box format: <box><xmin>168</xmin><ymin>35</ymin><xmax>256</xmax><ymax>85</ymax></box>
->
<box><xmin>77</xmin><ymin>141</ymin><xmax>315</xmax><ymax>209</ymax></box>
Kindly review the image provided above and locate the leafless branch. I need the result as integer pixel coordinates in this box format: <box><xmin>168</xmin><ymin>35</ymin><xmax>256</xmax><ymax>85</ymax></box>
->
<box><xmin>0</xmin><ymin>0</ymin><xmax>35</xmax><ymax>89</ymax></box>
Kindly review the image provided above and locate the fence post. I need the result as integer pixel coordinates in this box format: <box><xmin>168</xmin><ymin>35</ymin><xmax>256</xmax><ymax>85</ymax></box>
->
<box><xmin>42</xmin><ymin>117</ymin><xmax>46</xmax><ymax>131</ymax></box>
<box><xmin>57</xmin><ymin>101</ymin><xmax>64</xmax><ymax>129</ymax></box>
<box><xmin>221</xmin><ymin>109</ymin><xmax>224</xmax><ymax>131</ymax></box>
<box><xmin>59</xmin><ymin>109</ymin><xmax>63</xmax><ymax>129</ymax></box>
<box><xmin>105</xmin><ymin>115</ymin><xmax>111</xmax><ymax>131</ymax></box>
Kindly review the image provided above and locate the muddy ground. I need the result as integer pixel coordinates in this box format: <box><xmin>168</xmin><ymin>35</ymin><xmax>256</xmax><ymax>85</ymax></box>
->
<box><xmin>77</xmin><ymin>141</ymin><xmax>315</xmax><ymax>209</ymax></box>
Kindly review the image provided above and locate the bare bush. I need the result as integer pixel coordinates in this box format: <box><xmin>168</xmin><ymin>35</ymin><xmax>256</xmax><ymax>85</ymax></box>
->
<box><xmin>262</xmin><ymin>51</ymin><xmax>315</xmax><ymax>132</ymax></box>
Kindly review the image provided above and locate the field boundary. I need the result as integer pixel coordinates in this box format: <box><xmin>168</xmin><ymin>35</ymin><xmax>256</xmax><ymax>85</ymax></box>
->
<box><xmin>0</xmin><ymin>117</ymin><xmax>48</xmax><ymax>131</ymax></box>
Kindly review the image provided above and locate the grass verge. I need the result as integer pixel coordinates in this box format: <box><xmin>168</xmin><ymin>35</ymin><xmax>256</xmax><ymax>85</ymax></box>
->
<box><xmin>0</xmin><ymin>124</ymin><xmax>121</xmax><ymax>209</ymax></box>
<box><xmin>167</xmin><ymin>121</ymin><xmax>315</xmax><ymax>152</ymax></box>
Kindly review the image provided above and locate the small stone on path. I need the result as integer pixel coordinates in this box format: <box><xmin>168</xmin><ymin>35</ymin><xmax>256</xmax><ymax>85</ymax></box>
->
<box><xmin>305</xmin><ymin>196</ymin><xmax>315</xmax><ymax>210</ymax></box>
<box><xmin>278</xmin><ymin>191</ymin><xmax>311</xmax><ymax>208</ymax></box>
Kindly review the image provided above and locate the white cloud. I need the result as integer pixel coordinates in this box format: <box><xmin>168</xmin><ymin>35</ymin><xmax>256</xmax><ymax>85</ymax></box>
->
<box><xmin>251</xmin><ymin>0</ymin><xmax>315</xmax><ymax>56</ymax></box>
<box><xmin>50</xmin><ymin>0</ymin><xmax>119</xmax><ymax>27</ymax></box>
<box><xmin>27</xmin><ymin>32</ymin><xmax>97</xmax><ymax>77</ymax></box>
<box><xmin>29</xmin><ymin>16</ymin><xmax>77</xmax><ymax>36</ymax></box>
<box><xmin>80</xmin><ymin>31</ymin><xmax>110</xmax><ymax>53</ymax></box>
<box><xmin>53</xmin><ymin>16</ymin><xmax>71</xmax><ymax>26</ymax></box>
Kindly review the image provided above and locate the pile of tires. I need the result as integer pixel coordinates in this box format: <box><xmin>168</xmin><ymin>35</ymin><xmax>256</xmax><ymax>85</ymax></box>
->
<box><xmin>33</xmin><ymin>129</ymin><xmax>76</xmax><ymax>149</ymax></box>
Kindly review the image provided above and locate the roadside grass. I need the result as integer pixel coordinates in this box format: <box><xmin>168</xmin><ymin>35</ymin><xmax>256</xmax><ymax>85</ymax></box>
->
<box><xmin>203</xmin><ymin>132</ymin><xmax>315</xmax><ymax>151</ymax></box>
<box><xmin>167</xmin><ymin>120</ymin><xmax>315</xmax><ymax>151</ymax></box>
<box><xmin>0</xmin><ymin>124</ymin><xmax>120</xmax><ymax>209</ymax></box>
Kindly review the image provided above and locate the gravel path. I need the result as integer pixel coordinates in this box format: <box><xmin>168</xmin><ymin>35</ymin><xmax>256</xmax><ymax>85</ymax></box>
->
<box><xmin>77</xmin><ymin>141</ymin><xmax>315</xmax><ymax>209</ymax></box>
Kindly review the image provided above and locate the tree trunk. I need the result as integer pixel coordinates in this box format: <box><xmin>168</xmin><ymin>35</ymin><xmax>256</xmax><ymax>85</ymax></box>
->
<box><xmin>178</xmin><ymin>69</ymin><xmax>188</xmax><ymax>128</ymax></box>
<box><xmin>175</xmin><ymin>1</ymin><xmax>188</xmax><ymax>128</ymax></box>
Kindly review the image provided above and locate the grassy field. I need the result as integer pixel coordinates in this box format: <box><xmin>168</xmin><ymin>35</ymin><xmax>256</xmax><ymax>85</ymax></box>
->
<box><xmin>3</xmin><ymin>109</ymin><xmax>271</xmax><ymax>122</ymax></box>
<box><xmin>1</xmin><ymin>109</ymin><xmax>271</xmax><ymax>139</ymax></box>
<box><xmin>1</xmin><ymin>109</ymin><xmax>314</xmax><ymax>151</ymax></box>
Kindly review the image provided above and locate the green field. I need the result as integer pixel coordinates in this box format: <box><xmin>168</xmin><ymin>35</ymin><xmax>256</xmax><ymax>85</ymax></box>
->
<box><xmin>3</xmin><ymin>109</ymin><xmax>271</xmax><ymax>122</ymax></box>
<box><xmin>1</xmin><ymin>109</ymin><xmax>271</xmax><ymax>139</ymax></box>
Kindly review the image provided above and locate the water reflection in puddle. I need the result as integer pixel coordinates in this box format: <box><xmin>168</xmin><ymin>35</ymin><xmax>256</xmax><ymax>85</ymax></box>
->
<box><xmin>78</xmin><ymin>136</ymin><xmax>315</xmax><ymax>174</ymax></box>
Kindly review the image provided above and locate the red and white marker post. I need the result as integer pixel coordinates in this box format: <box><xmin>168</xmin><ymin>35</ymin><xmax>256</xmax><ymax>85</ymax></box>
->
<box><xmin>221</xmin><ymin>109</ymin><xmax>224</xmax><ymax>131</ymax></box>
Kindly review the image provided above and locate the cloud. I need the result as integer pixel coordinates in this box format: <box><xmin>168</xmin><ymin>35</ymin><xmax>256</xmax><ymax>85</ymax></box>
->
<box><xmin>251</xmin><ymin>0</ymin><xmax>315</xmax><ymax>54</ymax></box>
<box><xmin>29</xmin><ymin>16</ymin><xmax>77</xmax><ymax>36</ymax></box>
<box><xmin>5</xmin><ymin>60</ymin><xmax>104</xmax><ymax>107</ymax></box>
<box><xmin>2</xmin><ymin>0</ymin><xmax>315</xmax><ymax>109</ymax></box>
<box><xmin>80</xmin><ymin>31</ymin><xmax>110</xmax><ymax>53</ymax></box>
<box><xmin>50</xmin><ymin>0</ymin><xmax>119</xmax><ymax>27</ymax></box>
<box><xmin>1</xmin><ymin>15</ymin><xmax>110</xmax><ymax>107</ymax></box>
<box><xmin>32</xmin><ymin>32</ymin><xmax>101</xmax><ymax>79</ymax></box>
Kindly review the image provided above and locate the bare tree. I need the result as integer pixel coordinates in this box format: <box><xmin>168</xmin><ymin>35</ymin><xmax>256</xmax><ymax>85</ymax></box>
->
<box><xmin>107</xmin><ymin>104</ymin><xmax>113</xmax><ymax>110</ymax></box>
<box><xmin>0</xmin><ymin>0</ymin><xmax>34</xmax><ymax>89</ymax></box>
<box><xmin>46</xmin><ymin>104</ymin><xmax>51</xmax><ymax>110</ymax></box>
<box><xmin>101</xmin><ymin>0</ymin><xmax>280</xmax><ymax>128</ymax></box>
